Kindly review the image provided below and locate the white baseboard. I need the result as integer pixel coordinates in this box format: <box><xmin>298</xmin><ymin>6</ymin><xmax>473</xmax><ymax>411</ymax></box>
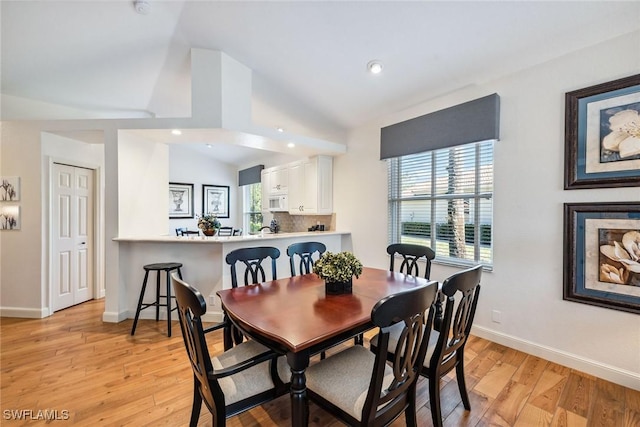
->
<box><xmin>102</xmin><ymin>310</ymin><xmax>128</xmax><ymax>323</ymax></box>
<box><xmin>103</xmin><ymin>309</ymin><xmax>224</xmax><ymax>324</ymax></box>
<box><xmin>472</xmin><ymin>325</ymin><xmax>640</xmax><ymax>391</ymax></box>
<box><xmin>0</xmin><ymin>306</ymin><xmax>49</xmax><ymax>318</ymax></box>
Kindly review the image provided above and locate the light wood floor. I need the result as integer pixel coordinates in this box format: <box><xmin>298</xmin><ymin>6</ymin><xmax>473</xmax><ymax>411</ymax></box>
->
<box><xmin>1</xmin><ymin>299</ymin><xmax>639</xmax><ymax>426</ymax></box>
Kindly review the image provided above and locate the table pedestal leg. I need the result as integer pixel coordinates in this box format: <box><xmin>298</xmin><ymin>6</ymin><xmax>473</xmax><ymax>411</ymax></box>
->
<box><xmin>287</xmin><ymin>351</ymin><xmax>310</xmax><ymax>427</ymax></box>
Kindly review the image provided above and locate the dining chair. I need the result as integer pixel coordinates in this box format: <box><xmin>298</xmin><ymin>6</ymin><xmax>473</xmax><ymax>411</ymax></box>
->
<box><xmin>171</xmin><ymin>274</ymin><xmax>290</xmax><ymax>427</ymax></box>
<box><xmin>286</xmin><ymin>241</ymin><xmax>326</xmax><ymax>276</ymax></box>
<box><xmin>176</xmin><ymin>227</ymin><xmax>200</xmax><ymax>236</ymax></box>
<box><xmin>387</xmin><ymin>243</ymin><xmax>440</xmax><ymax>327</ymax></box>
<box><xmin>370</xmin><ymin>264</ymin><xmax>482</xmax><ymax>427</ymax></box>
<box><xmin>305</xmin><ymin>281</ymin><xmax>439</xmax><ymax>426</ymax></box>
<box><xmin>387</xmin><ymin>243</ymin><xmax>435</xmax><ymax>279</ymax></box>
<box><xmin>218</xmin><ymin>226</ymin><xmax>233</xmax><ymax>236</ymax></box>
<box><xmin>224</xmin><ymin>246</ymin><xmax>281</xmax><ymax>349</ymax></box>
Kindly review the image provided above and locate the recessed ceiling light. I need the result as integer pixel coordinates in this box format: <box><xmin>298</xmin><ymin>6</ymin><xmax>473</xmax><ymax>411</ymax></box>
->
<box><xmin>277</xmin><ymin>127</ymin><xmax>284</xmax><ymax>133</ymax></box>
<box><xmin>206</xmin><ymin>144</ymin><xmax>213</xmax><ymax>148</ymax></box>
<box><xmin>171</xmin><ymin>129</ymin><xmax>182</xmax><ymax>135</ymax></box>
<box><xmin>367</xmin><ymin>60</ymin><xmax>383</xmax><ymax>74</ymax></box>
<box><xmin>287</xmin><ymin>142</ymin><xmax>295</xmax><ymax>148</ymax></box>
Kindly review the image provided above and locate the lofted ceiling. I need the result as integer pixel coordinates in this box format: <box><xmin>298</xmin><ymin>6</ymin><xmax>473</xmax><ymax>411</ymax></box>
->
<box><xmin>2</xmin><ymin>1</ymin><xmax>640</xmax><ymax>164</ymax></box>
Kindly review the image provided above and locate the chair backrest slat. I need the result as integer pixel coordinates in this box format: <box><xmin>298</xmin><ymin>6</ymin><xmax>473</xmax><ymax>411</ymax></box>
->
<box><xmin>431</xmin><ymin>264</ymin><xmax>482</xmax><ymax>368</ymax></box>
<box><xmin>218</xmin><ymin>226</ymin><xmax>233</xmax><ymax>236</ymax></box>
<box><xmin>361</xmin><ymin>281</ymin><xmax>438</xmax><ymax>425</ymax></box>
<box><xmin>172</xmin><ymin>274</ymin><xmax>224</xmax><ymax>422</ymax></box>
<box><xmin>387</xmin><ymin>243</ymin><xmax>435</xmax><ymax>279</ymax></box>
<box><xmin>226</xmin><ymin>246</ymin><xmax>280</xmax><ymax>288</ymax></box>
<box><xmin>286</xmin><ymin>242</ymin><xmax>327</xmax><ymax>276</ymax></box>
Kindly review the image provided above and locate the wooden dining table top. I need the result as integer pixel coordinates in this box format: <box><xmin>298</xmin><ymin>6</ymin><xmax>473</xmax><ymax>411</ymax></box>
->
<box><xmin>216</xmin><ymin>267</ymin><xmax>436</xmax><ymax>353</ymax></box>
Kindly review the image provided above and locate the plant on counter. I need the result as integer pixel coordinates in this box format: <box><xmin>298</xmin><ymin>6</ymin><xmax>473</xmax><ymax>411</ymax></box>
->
<box><xmin>197</xmin><ymin>212</ymin><xmax>221</xmax><ymax>231</ymax></box>
<box><xmin>313</xmin><ymin>251</ymin><xmax>363</xmax><ymax>284</ymax></box>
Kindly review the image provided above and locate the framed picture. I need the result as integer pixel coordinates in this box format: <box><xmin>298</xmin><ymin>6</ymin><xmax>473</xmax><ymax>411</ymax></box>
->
<box><xmin>202</xmin><ymin>184</ymin><xmax>229</xmax><ymax>218</ymax></box>
<box><xmin>0</xmin><ymin>205</ymin><xmax>21</xmax><ymax>230</ymax></box>
<box><xmin>168</xmin><ymin>182</ymin><xmax>194</xmax><ymax>219</ymax></box>
<box><xmin>564</xmin><ymin>74</ymin><xmax>640</xmax><ymax>189</ymax></box>
<box><xmin>563</xmin><ymin>202</ymin><xmax>640</xmax><ymax>314</ymax></box>
<box><xmin>1</xmin><ymin>176</ymin><xmax>20</xmax><ymax>201</ymax></box>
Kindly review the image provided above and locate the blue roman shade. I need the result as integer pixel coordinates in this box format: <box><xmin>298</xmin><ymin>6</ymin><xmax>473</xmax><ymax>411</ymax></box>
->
<box><xmin>238</xmin><ymin>164</ymin><xmax>264</xmax><ymax>186</ymax></box>
<box><xmin>380</xmin><ymin>93</ymin><xmax>500</xmax><ymax>160</ymax></box>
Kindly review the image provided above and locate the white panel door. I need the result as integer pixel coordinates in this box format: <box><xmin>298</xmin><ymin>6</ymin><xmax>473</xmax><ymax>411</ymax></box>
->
<box><xmin>52</xmin><ymin>163</ymin><xmax>94</xmax><ymax>311</ymax></box>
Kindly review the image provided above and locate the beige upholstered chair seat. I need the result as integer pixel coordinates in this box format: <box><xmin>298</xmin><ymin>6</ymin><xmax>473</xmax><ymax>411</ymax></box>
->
<box><xmin>305</xmin><ymin>345</ymin><xmax>394</xmax><ymax>421</ymax></box>
<box><xmin>211</xmin><ymin>340</ymin><xmax>290</xmax><ymax>406</ymax></box>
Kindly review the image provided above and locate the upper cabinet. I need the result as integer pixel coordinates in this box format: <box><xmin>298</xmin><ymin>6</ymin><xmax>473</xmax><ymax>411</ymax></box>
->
<box><xmin>268</xmin><ymin>165</ymin><xmax>288</xmax><ymax>195</ymax></box>
<box><xmin>288</xmin><ymin>155</ymin><xmax>333</xmax><ymax>215</ymax></box>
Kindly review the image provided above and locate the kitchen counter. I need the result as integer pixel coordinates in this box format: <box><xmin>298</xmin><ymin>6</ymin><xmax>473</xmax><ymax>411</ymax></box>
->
<box><xmin>110</xmin><ymin>231</ymin><xmax>352</xmax><ymax>323</ymax></box>
<box><xmin>113</xmin><ymin>230</ymin><xmax>347</xmax><ymax>243</ymax></box>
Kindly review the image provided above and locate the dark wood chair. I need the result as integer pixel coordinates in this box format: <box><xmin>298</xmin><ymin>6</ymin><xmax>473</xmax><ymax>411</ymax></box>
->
<box><xmin>387</xmin><ymin>243</ymin><xmax>440</xmax><ymax>327</ymax></box>
<box><xmin>387</xmin><ymin>243</ymin><xmax>435</xmax><ymax>279</ymax></box>
<box><xmin>176</xmin><ymin>227</ymin><xmax>200</xmax><ymax>236</ymax></box>
<box><xmin>225</xmin><ymin>246</ymin><xmax>280</xmax><ymax>288</ymax></box>
<box><xmin>371</xmin><ymin>264</ymin><xmax>482</xmax><ymax>427</ymax></box>
<box><xmin>305</xmin><ymin>281</ymin><xmax>439</xmax><ymax>426</ymax></box>
<box><xmin>224</xmin><ymin>246</ymin><xmax>280</xmax><ymax>349</ymax></box>
<box><xmin>286</xmin><ymin>241</ymin><xmax>326</xmax><ymax>276</ymax></box>
<box><xmin>171</xmin><ymin>274</ymin><xmax>289</xmax><ymax>427</ymax></box>
<box><xmin>218</xmin><ymin>226</ymin><xmax>233</xmax><ymax>236</ymax></box>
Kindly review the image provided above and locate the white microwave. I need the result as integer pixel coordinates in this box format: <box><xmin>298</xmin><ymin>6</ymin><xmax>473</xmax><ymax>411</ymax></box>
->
<box><xmin>268</xmin><ymin>195</ymin><xmax>288</xmax><ymax>212</ymax></box>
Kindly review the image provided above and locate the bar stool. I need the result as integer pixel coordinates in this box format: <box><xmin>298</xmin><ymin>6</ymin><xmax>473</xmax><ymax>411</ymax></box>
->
<box><xmin>130</xmin><ymin>262</ymin><xmax>183</xmax><ymax>337</ymax></box>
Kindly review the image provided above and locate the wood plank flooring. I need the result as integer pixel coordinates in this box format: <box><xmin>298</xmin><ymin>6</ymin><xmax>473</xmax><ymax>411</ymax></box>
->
<box><xmin>1</xmin><ymin>299</ymin><xmax>639</xmax><ymax>426</ymax></box>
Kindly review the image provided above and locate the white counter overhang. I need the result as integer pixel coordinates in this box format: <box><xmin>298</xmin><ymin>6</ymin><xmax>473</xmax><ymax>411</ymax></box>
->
<box><xmin>113</xmin><ymin>230</ymin><xmax>348</xmax><ymax>243</ymax></box>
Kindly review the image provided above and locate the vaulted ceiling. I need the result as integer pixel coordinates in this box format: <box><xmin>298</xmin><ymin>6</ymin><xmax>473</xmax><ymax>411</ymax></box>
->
<box><xmin>2</xmin><ymin>1</ymin><xmax>639</xmax><ymax>163</ymax></box>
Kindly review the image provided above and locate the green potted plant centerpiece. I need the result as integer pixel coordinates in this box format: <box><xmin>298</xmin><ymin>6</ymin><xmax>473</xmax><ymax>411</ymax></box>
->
<box><xmin>313</xmin><ymin>251</ymin><xmax>363</xmax><ymax>295</ymax></box>
<box><xmin>197</xmin><ymin>213</ymin><xmax>221</xmax><ymax>236</ymax></box>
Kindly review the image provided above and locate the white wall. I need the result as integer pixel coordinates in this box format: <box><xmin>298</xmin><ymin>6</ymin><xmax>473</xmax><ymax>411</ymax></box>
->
<box><xmin>168</xmin><ymin>145</ymin><xmax>241</xmax><ymax>233</ymax></box>
<box><xmin>118</xmin><ymin>132</ymin><xmax>169</xmax><ymax>236</ymax></box>
<box><xmin>334</xmin><ymin>31</ymin><xmax>640</xmax><ymax>389</ymax></box>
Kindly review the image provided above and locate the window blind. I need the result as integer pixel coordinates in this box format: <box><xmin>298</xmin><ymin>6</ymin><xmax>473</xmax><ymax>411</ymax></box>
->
<box><xmin>388</xmin><ymin>140</ymin><xmax>494</xmax><ymax>266</ymax></box>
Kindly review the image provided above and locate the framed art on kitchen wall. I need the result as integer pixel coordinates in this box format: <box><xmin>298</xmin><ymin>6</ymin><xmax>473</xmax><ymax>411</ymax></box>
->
<box><xmin>202</xmin><ymin>184</ymin><xmax>229</xmax><ymax>218</ymax></box>
<box><xmin>169</xmin><ymin>182</ymin><xmax>194</xmax><ymax>219</ymax></box>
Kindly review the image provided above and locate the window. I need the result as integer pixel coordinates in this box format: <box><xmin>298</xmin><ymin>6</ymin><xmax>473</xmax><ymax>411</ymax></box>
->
<box><xmin>242</xmin><ymin>183</ymin><xmax>263</xmax><ymax>234</ymax></box>
<box><xmin>388</xmin><ymin>140</ymin><xmax>494</xmax><ymax>267</ymax></box>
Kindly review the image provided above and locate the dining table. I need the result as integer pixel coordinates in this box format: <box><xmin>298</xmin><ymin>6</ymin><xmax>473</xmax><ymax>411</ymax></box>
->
<box><xmin>216</xmin><ymin>266</ymin><xmax>437</xmax><ymax>427</ymax></box>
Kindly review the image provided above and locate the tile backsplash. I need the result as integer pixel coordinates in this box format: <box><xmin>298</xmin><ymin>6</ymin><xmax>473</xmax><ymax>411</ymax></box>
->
<box><xmin>272</xmin><ymin>212</ymin><xmax>335</xmax><ymax>233</ymax></box>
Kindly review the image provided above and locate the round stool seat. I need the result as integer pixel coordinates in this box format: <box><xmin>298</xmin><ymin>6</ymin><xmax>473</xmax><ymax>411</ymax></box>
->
<box><xmin>144</xmin><ymin>262</ymin><xmax>183</xmax><ymax>271</ymax></box>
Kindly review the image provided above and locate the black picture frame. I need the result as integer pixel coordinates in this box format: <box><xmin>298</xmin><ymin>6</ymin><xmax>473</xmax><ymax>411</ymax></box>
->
<box><xmin>564</xmin><ymin>74</ymin><xmax>640</xmax><ymax>189</ymax></box>
<box><xmin>563</xmin><ymin>202</ymin><xmax>640</xmax><ymax>314</ymax></box>
<box><xmin>168</xmin><ymin>182</ymin><xmax>194</xmax><ymax>219</ymax></box>
<box><xmin>202</xmin><ymin>184</ymin><xmax>229</xmax><ymax>218</ymax></box>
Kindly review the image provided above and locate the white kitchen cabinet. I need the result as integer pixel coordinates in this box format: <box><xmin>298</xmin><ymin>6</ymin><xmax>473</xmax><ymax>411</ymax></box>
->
<box><xmin>288</xmin><ymin>155</ymin><xmax>333</xmax><ymax>215</ymax></box>
<box><xmin>269</xmin><ymin>165</ymin><xmax>288</xmax><ymax>195</ymax></box>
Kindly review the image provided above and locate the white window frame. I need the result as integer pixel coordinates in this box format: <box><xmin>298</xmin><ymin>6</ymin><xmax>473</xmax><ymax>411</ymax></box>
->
<box><xmin>242</xmin><ymin>183</ymin><xmax>263</xmax><ymax>235</ymax></box>
<box><xmin>387</xmin><ymin>140</ymin><xmax>494</xmax><ymax>269</ymax></box>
